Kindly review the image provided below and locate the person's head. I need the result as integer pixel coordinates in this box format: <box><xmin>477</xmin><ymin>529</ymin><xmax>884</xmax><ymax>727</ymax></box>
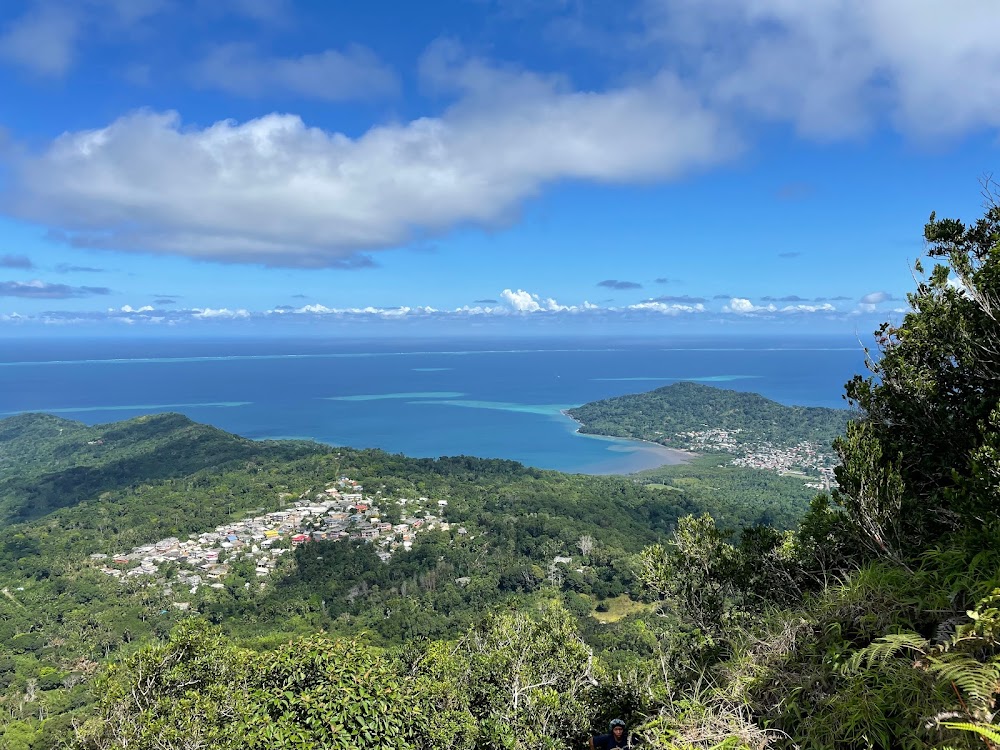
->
<box><xmin>609</xmin><ymin>718</ymin><xmax>626</xmax><ymax>739</ymax></box>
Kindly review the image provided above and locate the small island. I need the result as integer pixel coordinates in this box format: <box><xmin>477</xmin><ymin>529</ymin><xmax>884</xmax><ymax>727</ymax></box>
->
<box><xmin>566</xmin><ymin>382</ymin><xmax>853</xmax><ymax>487</ymax></box>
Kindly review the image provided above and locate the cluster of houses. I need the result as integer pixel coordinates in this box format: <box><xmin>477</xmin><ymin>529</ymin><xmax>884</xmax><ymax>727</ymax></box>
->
<box><xmin>675</xmin><ymin>427</ymin><xmax>835</xmax><ymax>489</ymax></box>
<box><xmin>90</xmin><ymin>477</ymin><xmax>459</xmax><ymax>596</ymax></box>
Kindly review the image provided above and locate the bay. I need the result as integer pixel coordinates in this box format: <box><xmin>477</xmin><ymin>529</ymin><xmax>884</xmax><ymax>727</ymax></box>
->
<box><xmin>0</xmin><ymin>334</ymin><xmax>867</xmax><ymax>474</ymax></box>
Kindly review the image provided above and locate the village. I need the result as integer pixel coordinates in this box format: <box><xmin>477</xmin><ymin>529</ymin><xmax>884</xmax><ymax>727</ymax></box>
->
<box><xmin>89</xmin><ymin>477</ymin><xmax>460</xmax><ymax>599</ymax></box>
<box><xmin>673</xmin><ymin>427</ymin><xmax>836</xmax><ymax>491</ymax></box>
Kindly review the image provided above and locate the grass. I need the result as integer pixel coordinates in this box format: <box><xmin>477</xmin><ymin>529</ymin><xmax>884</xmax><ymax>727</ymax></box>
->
<box><xmin>591</xmin><ymin>594</ymin><xmax>654</xmax><ymax>623</ymax></box>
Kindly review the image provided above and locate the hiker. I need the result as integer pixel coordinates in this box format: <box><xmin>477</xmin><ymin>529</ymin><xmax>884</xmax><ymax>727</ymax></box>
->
<box><xmin>590</xmin><ymin>718</ymin><xmax>632</xmax><ymax>748</ymax></box>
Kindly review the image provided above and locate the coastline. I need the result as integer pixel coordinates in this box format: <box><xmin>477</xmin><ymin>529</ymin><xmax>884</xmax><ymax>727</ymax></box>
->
<box><xmin>559</xmin><ymin>409</ymin><xmax>699</xmax><ymax>475</ymax></box>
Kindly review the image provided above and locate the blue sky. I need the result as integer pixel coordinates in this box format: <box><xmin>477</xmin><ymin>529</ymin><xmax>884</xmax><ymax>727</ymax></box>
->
<box><xmin>0</xmin><ymin>0</ymin><xmax>997</xmax><ymax>337</ymax></box>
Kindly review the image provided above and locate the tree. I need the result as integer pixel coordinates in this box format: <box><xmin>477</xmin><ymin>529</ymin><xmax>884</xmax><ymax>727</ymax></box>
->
<box><xmin>836</xmin><ymin>180</ymin><xmax>1000</xmax><ymax>557</ymax></box>
<box><xmin>417</xmin><ymin>604</ymin><xmax>598</xmax><ymax>749</ymax></box>
<box><xmin>72</xmin><ymin>619</ymin><xmax>430</xmax><ymax>750</ymax></box>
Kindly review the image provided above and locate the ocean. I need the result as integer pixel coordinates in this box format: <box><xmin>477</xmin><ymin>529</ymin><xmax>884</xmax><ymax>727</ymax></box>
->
<box><xmin>0</xmin><ymin>334</ymin><xmax>868</xmax><ymax>474</ymax></box>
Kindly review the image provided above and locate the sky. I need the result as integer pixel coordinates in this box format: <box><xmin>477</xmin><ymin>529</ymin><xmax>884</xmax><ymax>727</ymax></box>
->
<box><xmin>0</xmin><ymin>0</ymin><xmax>997</xmax><ymax>338</ymax></box>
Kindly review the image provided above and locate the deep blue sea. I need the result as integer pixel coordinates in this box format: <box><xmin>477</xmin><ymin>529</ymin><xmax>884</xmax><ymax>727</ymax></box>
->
<box><xmin>0</xmin><ymin>335</ymin><xmax>868</xmax><ymax>474</ymax></box>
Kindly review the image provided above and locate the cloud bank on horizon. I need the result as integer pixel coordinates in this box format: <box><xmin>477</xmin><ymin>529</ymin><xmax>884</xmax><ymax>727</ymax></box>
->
<box><xmin>0</xmin><ymin>0</ymin><xmax>995</xmax><ymax>332</ymax></box>
<box><xmin>0</xmin><ymin>287</ymin><xmax>908</xmax><ymax>332</ymax></box>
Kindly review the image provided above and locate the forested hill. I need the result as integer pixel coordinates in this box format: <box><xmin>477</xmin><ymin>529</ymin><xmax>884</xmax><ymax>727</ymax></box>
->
<box><xmin>567</xmin><ymin>381</ymin><xmax>851</xmax><ymax>452</ymax></box>
<box><xmin>0</xmin><ymin>412</ymin><xmax>323</xmax><ymax>526</ymax></box>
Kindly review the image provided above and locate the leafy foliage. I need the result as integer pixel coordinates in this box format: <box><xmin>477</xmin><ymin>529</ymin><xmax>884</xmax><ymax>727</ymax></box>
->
<box><xmin>74</xmin><ymin>620</ymin><xmax>427</xmax><ymax>750</ymax></box>
<box><xmin>836</xmin><ymin>186</ymin><xmax>1000</xmax><ymax>553</ymax></box>
<box><xmin>636</xmin><ymin>454</ymin><xmax>820</xmax><ymax>530</ymax></box>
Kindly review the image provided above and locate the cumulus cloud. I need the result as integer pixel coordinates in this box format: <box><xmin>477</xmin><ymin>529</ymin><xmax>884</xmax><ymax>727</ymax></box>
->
<box><xmin>598</xmin><ymin>279</ymin><xmax>643</xmax><ymax>290</ymax></box>
<box><xmin>628</xmin><ymin>301</ymin><xmax>704</xmax><ymax>314</ymax></box>
<box><xmin>642</xmin><ymin>0</ymin><xmax>1000</xmax><ymax>139</ymax></box>
<box><xmin>195</xmin><ymin>43</ymin><xmax>399</xmax><ymax>101</ymax></box>
<box><xmin>474</xmin><ymin>298</ymin><xmax>499</xmax><ymax>304</ymax></box>
<box><xmin>761</xmin><ymin>295</ymin><xmax>808</xmax><ymax>302</ymax></box>
<box><xmin>723</xmin><ymin>297</ymin><xmax>777</xmax><ymax>314</ymax></box>
<box><xmin>946</xmin><ymin>275</ymin><xmax>968</xmax><ymax>293</ymax></box>
<box><xmin>653</xmin><ymin>277</ymin><xmax>677</xmax><ymax>284</ymax></box>
<box><xmin>500</xmin><ymin>288</ymin><xmax>586</xmax><ymax>313</ymax></box>
<box><xmin>192</xmin><ymin>307</ymin><xmax>250</xmax><ymax>319</ymax></box>
<box><xmin>0</xmin><ymin>280</ymin><xmax>111</xmax><ymax>298</ymax></box>
<box><xmin>5</xmin><ymin>52</ymin><xmax>733</xmax><ymax>267</ymax></box>
<box><xmin>0</xmin><ymin>254</ymin><xmax>34</xmax><ymax>269</ymax></box>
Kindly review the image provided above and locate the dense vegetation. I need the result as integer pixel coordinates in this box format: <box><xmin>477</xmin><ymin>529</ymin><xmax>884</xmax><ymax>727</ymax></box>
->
<box><xmin>2</xmin><ymin>191</ymin><xmax>1000</xmax><ymax>748</ymax></box>
<box><xmin>635</xmin><ymin>454</ymin><xmax>820</xmax><ymax>530</ymax></box>
<box><xmin>567</xmin><ymin>380</ymin><xmax>851</xmax><ymax>450</ymax></box>
<box><xmin>0</xmin><ymin>412</ymin><xmax>322</xmax><ymax>527</ymax></box>
<box><xmin>0</xmin><ymin>411</ymin><xmax>801</xmax><ymax>748</ymax></box>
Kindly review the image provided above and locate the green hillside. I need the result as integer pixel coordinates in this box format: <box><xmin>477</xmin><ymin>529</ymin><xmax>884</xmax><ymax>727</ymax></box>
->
<box><xmin>0</xmin><ymin>412</ymin><xmax>322</xmax><ymax>527</ymax></box>
<box><xmin>567</xmin><ymin>380</ymin><xmax>851</xmax><ymax>450</ymax></box>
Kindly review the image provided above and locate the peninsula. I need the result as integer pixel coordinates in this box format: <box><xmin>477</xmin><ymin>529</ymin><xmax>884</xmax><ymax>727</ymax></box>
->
<box><xmin>566</xmin><ymin>381</ymin><xmax>852</xmax><ymax>486</ymax></box>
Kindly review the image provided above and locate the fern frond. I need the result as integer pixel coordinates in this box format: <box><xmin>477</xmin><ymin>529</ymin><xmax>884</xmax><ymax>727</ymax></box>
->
<box><xmin>846</xmin><ymin>632</ymin><xmax>930</xmax><ymax>672</ymax></box>
<box><xmin>927</xmin><ymin>655</ymin><xmax>1000</xmax><ymax>705</ymax></box>
<box><xmin>942</xmin><ymin>721</ymin><xmax>1000</xmax><ymax>745</ymax></box>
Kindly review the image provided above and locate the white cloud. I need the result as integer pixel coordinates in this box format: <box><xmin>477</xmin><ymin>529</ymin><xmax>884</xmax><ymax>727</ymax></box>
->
<box><xmin>455</xmin><ymin>304</ymin><xmax>503</xmax><ymax>315</ymax></box>
<box><xmin>6</xmin><ymin>52</ymin><xmax>733</xmax><ymax>267</ymax></box>
<box><xmin>500</xmin><ymin>289</ymin><xmax>582</xmax><ymax>313</ymax></box>
<box><xmin>642</xmin><ymin>0</ymin><xmax>1000</xmax><ymax>138</ymax></box>
<box><xmin>295</xmin><ymin>304</ymin><xmax>335</xmax><ymax>314</ymax></box>
<box><xmin>722</xmin><ymin>297</ymin><xmax>777</xmax><ymax>314</ymax></box>
<box><xmin>779</xmin><ymin>303</ymin><xmax>835</xmax><ymax>313</ymax></box>
<box><xmin>276</xmin><ymin>303</ymin><xmax>440</xmax><ymax>318</ymax></box>
<box><xmin>0</xmin><ymin>286</ymin><xmax>888</xmax><ymax>329</ymax></box>
<box><xmin>857</xmin><ymin>290</ymin><xmax>896</xmax><ymax>312</ymax></box>
<box><xmin>195</xmin><ymin>43</ymin><xmax>399</xmax><ymax>101</ymax></box>
<box><xmin>192</xmin><ymin>307</ymin><xmax>250</xmax><ymax>319</ymax></box>
<box><xmin>627</xmin><ymin>301</ymin><xmax>705</xmax><ymax>314</ymax></box>
<box><xmin>859</xmin><ymin>291</ymin><xmax>893</xmax><ymax>305</ymax></box>
<box><xmin>501</xmin><ymin>289</ymin><xmax>543</xmax><ymax>313</ymax></box>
